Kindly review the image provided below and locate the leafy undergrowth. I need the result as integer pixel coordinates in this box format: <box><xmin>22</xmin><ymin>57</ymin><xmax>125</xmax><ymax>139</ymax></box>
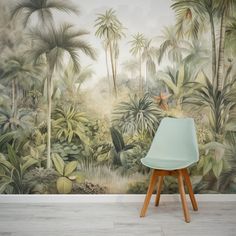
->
<box><xmin>84</xmin><ymin>165</ymin><xmax>146</xmax><ymax>193</ymax></box>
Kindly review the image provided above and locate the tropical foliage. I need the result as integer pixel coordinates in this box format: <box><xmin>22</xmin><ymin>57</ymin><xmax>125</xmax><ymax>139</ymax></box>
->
<box><xmin>112</xmin><ymin>94</ymin><xmax>165</xmax><ymax>136</ymax></box>
<box><xmin>0</xmin><ymin>145</ymin><xmax>37</xmax><ymax>193</ymax></box>
<box><xmin>53</xmin><ymin>106</ymin><xmax>89</xmax><ymax>143</ymax></box>
<box><xmin>52</xmin><ymin>153</ymin><xmax>79</xmax><ymax>194</ymax></box>
<box><xmin>0</xmin><ymin>0</ymin><xmax>235</xmax><ymax>194</ymax></box>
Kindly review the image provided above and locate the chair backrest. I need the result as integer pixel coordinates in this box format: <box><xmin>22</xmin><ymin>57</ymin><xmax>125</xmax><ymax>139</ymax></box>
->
<box><xmin>146</xmin><ymin>117</ymin><xmax>199</xmax><ymax>161</ymax></box>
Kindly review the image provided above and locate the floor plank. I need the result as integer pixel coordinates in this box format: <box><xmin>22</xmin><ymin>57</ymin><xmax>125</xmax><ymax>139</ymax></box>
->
<box><xmin>0</xmin><ymin>201</ymin><xmax>235</xmax><ymax>236</ymax></box>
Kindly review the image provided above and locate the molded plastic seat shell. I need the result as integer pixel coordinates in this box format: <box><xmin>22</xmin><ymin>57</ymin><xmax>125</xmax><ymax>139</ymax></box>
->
<box><xmin>141</xmin><ymin>117</ymin><xmax>199</xmax><ymax>170</ymax></box>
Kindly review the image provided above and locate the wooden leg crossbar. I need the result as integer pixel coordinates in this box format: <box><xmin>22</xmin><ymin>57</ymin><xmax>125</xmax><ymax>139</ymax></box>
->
<box><xmin>140</xmin><ymin>168</ymin><xmax>198</xmax><ymax>223</ymax></box>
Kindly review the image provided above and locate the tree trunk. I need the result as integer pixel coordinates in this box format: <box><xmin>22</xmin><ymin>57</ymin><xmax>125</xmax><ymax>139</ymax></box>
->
<box><xmin>139</xmin><ymin>51</ymin><xmax>143</xmax><ymax>96</ymax></box>
<box><xmin>105</xmin><ymin>47</ymin><xmax>111</xmax><ymax>95</ymax></box>
<box><xmin>209</xmin><ymin>14</ymin><xmax>217</xmax><ymax>87</ymax></box>
<box><xmin>144</xmin><ymin>60</ymin><xmax>147</xmax><ymax>92</ymax></box>
<box><xmin>11</xmin><ymin>79</ymin><xmax>16</xmax><ymax>114</ymax></box>
<box><xmin>46</xmin><ymin>67</ymin><xmax>54</xmax><ymax>169</ymax></box>
<box><xmin>213</xmin><ymin>105</ymin><xmax>221</xmax><ymax>142</ymax></box>
<box><xmin>114</xmin><ymin>56</ymin><xmax>118</xmax><ymax>84</ymax></box>
<box><xmin>109</xmin><ymin>41</ymin><xmax>117</xmax><ymax>97</ymax></box>
<box><xmin>216</xmin><ymin>8</ymin><xmax>226</xmax><ymax>91</ymax></box>
<box><xmin>114</xmin><ymin>41</ymin><xmax>118</xmax><ymax>82</ymax></box>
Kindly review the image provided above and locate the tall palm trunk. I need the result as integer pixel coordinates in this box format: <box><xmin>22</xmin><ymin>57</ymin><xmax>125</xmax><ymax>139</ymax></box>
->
<box><xmin>109</xmin><ymin>41</ymin><xmax>117</xmax><ymax>97</ymax></box>
<box><xmin>114</xmin><ymin>56</ymin><xmax>118</xmax><ymax>83</ymax></box>
<box><xmin>105</xmin><ymin>46</ymin><xmax>111</xmax><ymax>95</ymax></box>
<box><xmin>114</xmin><ymin>41</ymin><xmax>118</xmax><ymax>82</ymax></box>
<box><xmin>139</xmin><ymin>51</ymin><xmax>143</xmax><ymax>96</ymax></box>
<box><xmin>216</xmin><ymin>8</ymin><xmax>226</xmax><ymax>91</ymax></box>
<box><xmin>144</xmin><ymin>60</ymin><xmax>147</xmax><ymax>91</ymax></box>
<box><xmin>46</xmin><ymin>67</ymin><xmax>54</xmax><ymax>169</ymax></box>
<box><xmin>209</xmin><ymin>14</ymin><xmax>217</xmax><ymax>85</ymax></box>
<box><xmin>11</xmin><ymin>78</ymin><xmax>19</xmax><ymax>118</ymax></box>
<box><xmin>11</xmin><ymin>79</ymin><xmax>16</xmax><ymax>114</ymax></box>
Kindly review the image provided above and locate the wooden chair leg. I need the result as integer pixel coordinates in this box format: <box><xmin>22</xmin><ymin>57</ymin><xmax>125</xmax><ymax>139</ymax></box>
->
<box><xmin>140</xmin><ymin>170</ymin><xmax>158</xmax><ymax>217</ymax></box>
<box><xmin>178</xmin><ymin>170</ymin><xmax>190</xmax><ymax>223</ymax></box>
<box><xmin>183</xmin><ymin>169</ymin><xmax>198</xmax><ymax>211</ymax></box>
<box><xmin>155</xmin><ymin>176</ymin><xmax>164</xmax><ymax>206</ymax></box>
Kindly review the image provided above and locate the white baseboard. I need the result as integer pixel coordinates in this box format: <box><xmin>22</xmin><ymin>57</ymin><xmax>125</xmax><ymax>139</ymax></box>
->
<box><xmin>0</xmin><ymin>194</ymin><xmax>236</xmax><ymax>203</ymax></box>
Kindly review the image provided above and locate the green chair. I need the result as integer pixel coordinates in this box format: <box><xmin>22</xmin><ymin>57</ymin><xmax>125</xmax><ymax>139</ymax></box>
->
<box><xmin>140</xmin><ymin>117</ymin><xmax>199</xmax><ymax>223</ymax></box>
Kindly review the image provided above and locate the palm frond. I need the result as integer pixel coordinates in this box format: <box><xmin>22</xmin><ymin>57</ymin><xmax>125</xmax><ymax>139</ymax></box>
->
<box><xmin>28</xmin><ymin>23</ymin><xmax>96</xmax><ymax>72</ymax></box>
<box><xmin>11</xmin><ymin>0</ymin><xmax>78</xmax><ymax>27</ymax></box>
<box><xmin>112</xmin><ymin>94</ymin><xmax>166</xmax><ymax>136</ymax></box>
<box><xmin>129</xmin><ymin>33</ymin><xmax>146</xmax><ymax>56</ymax></box>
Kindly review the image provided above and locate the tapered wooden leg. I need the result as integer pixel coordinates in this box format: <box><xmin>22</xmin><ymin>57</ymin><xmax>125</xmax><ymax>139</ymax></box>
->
<box><xmin>140</xmin><ymin>170</ymin><xmax>158</xmax><ymax>217</ymax></box>
<box><xmin>155</xmin><ymin>176</ymin><xmax>164</xmax><ymax>206</ymax></box>
<box><xmin>178</xmin><ymin>170</ymin><xmax>190</xmax><ymax>223</ymax></box>
<box><xmin>183</xmin><ymin>169</ymin><xmax>198</xmax><ymax>211</ymax></box>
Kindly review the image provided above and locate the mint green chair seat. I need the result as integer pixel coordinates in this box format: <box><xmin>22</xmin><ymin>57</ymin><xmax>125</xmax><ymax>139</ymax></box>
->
<box><xmin>140</xmin><ymin>117</ymin><xmax>199</xmax><ymax>223</ymax></box>
<box><xmin>141</xmin><ymin>117</ymin><xmax>199</xmax><ymax>170</ymax></box>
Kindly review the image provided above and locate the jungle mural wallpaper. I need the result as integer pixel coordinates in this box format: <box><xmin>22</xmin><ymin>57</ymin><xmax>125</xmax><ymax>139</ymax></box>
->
<box><xmin>0</xmin><ymin>0</ymin><xmax>235</xmax><ymax>194</ymax></box>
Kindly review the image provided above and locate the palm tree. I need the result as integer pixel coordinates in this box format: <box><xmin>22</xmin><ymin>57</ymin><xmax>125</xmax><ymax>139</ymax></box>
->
<box><xmin>112</xmin><ymin>94</ymin><xmax>165</xmax><ymax>136</ymax></box>
<box><xmin>185</xmin><ymin>74</ymin><xmax>236</xmax><ymax>142</ymax></box>
<box><xmin>183</xmin><ymin>40</ymin><xmax>210</xmax><ymax>71</ymax></box>
<box><xmin>157</xmin><ymin>26</ymin><xmax>187</xmax><ymax>65</ymax></box>
<box><xmin>0</xmin><ymin>107</ymin><xmax>33</xmax><ymax>133</ymax></box>
<box><xmin>29</xmin><ymin>24</ymin><xmax>96</xmax><ymax>168</ymax></box>
<box><xmin>95</xmin><ymin>8</ymin><xmax>125</xmax><ymax>97</ymax></box>
<box><xmin>1</xmin><ymin>56</ymin><xmax>41</xmax><ymax>115</ymax></box>
<box><xmin>11</xmin><ymin>0</ymin><xmax>78</xmax><ymax>27</ymax></box>
<box><xmin>142</xmin><ymin>39</ymin><xmax>159</xmax><ymax>91</ymax></box>
<box><xmin>216</xmin><ymin>0</ymin><xmax>235</xmax><ymax>90</ymax></box>
<box><xmin>102</xmin><ymin>39</ymin><xmax>111</xmax><ymax>95</ymax></box>
<box><xmin>171</xmin><ymin>0</ymin><xmax>236</xmax><ymax>90</ymax></box>
<box><xmin>122</xmin><ymin>59</ymin><xmax>139</xmax><ymax>79</ymax></box>
<box><xmin>57</xmin><ymin>60</ymin><xmax>94</xmax><ymax>105</ymax></box>
<box><xmin>0</xmin><ymin>2</ymin><xmax>25</xmax><ymax>54</ymax></box>
<box><xmin>171</xmin><ymin>0</ymin><xmax>217</xmax><ymax>84</ymax></box>
<box><xmin>182</xmin><ymin>40</ymin><xmax>211</xmax><ymax>83</ymax></box>
<box><xmin>225</xmin><ymin>16</ymin><xmax>236</xmax><ymax>56</ymax></box>
<box><xmin>113</xmin><ymin>39</ymin><xmax>120</xmax><ymax>82</ymax></box>
<box><xmin>73</xmin><ymin>67</ymin><xmax>94</xmax><ymax>92</ymax></box>
<box><xmin>26</xmin><ymin>88</ymin><xmax>45</xmax><ymax>126</ymax></box>
<box><xmin>129</xmin><ymin>33</ymin><xmax>146</xmax><ymax>95</ymax></box>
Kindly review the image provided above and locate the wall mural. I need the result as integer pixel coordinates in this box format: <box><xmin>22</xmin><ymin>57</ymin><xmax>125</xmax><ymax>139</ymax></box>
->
<box><xmin>0</xmin><ymin>0</ymin><xmax>236</xmax><ymax>194</ymax></box>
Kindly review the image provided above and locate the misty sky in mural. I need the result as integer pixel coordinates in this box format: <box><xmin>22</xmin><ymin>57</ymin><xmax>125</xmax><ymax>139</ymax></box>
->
<box><xmin>52</xmin><ymin>0</ymin><xmax>175</xmax><ymax>84</ymax></box>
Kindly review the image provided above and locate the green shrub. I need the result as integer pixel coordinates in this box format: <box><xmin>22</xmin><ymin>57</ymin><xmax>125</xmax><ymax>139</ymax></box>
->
<box><xmin>72</xmin><ymin>181</ymin><xmax>107</xmax><ymax>194</ymax></box>
<box><xmin>127</xmin><ymin>181</ymin><xmax>148</xmax><ymax>194</ymax></box>
<box><xmin>23</xmin><ymin>167</ymin><xmax>58</xmax><ymax>194</ymax></box>
<box><xmin>51</xmin><ymin>141</ymin><xmax>83</xmax><ymax>161</ymax></box>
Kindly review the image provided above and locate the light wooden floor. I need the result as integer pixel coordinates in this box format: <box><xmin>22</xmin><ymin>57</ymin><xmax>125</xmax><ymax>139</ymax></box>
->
<box><xmin>0</xmin><ymin>201</ymin><xmax>235</xmax><ymax>236</ymax></box>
